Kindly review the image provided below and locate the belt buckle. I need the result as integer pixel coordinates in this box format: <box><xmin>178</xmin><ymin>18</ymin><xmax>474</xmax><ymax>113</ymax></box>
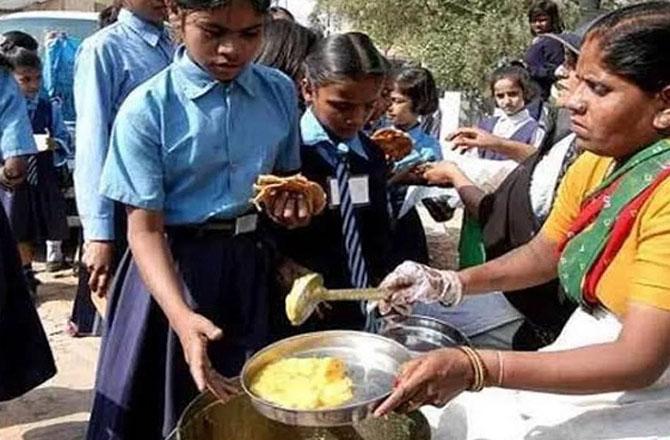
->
<box><xmin>235</xmin><ymin>214</ymin><xmax>258</xmax><ymax>235</ymax></box>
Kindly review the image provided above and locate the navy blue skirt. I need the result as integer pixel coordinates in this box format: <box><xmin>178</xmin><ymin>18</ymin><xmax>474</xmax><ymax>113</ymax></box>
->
<box><xmin>86</xmin><ymin>228</ymin><xmax>274</xmax><ymax>439</ymax></box>
<box><xmin>69</xmin><ymin>203</ymin><xmax>127</xmax><ymax>337</ymax></box>
<box><xmin>0</xmin><ymin>205</ymin><xmax>56</xmax><ymax>401</ymax></box>
<box><xmin>388</xmin><ymin>185</ymin><xmax>429</xmax><ymax>265</ymax></box>
<box><xmin>0</xmin><ymin>151</ymin><xmax>68</xmax><ymax>242</ymax></box>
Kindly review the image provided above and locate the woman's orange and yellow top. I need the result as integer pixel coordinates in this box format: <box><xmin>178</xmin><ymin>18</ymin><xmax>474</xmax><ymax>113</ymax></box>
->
<box><xmin>543</xmin><ymin>149</ymin><xmax>670</xmax><ymax>316</ymax></box>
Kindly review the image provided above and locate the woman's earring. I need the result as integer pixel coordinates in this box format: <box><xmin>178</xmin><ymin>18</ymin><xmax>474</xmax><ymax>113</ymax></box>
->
<box><xmin>653</xmin><ymin>109</ymin><xmax>670</xmax><ymax>131</ymax></box>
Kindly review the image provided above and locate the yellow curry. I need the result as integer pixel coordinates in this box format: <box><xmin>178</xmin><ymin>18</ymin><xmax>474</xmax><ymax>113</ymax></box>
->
<box><xmin>251</xmin><ymin>357</ymin><xmax>354</xmax><ymax>410</ymax></box>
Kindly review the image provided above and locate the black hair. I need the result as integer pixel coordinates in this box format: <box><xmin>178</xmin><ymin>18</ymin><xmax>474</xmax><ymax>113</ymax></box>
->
<box><xmin>586</xmin><ymin>1</ymin><xmax>670</xmax><ymax>94</ymax></box>
<box><xmin>488</xmin><ymin>65</ymin><xmax>537</xmax><ymax>104</ymax></box>
<box><xmin>0</xmin><ymin>45</ymin><xmax>42</xmax><ymax>71</ymax></box>
<box><xmin>392</xmin><ymin>67</ymin><xmax>439</xmax><ymax>116</ymax></box>
<box><xmin>0</xmin><ymin>31</ymin><xmax>38</xmax><ymax>52</ymax></box>
<box><xmin>303</xmin><ymin>32</ymin><xmax>388</xmax><ymax>87</ymax></box>
<box><xmin>0</xmin><ymin>53</ymin><xmax>9</xmax><ymax>70</ymax></box>
<box><xmin>99</xmin><ymin>2</ymin><xmax>121</xmax><ymax>28</ymax></box>
<box><xmin>175</xmin><ymin>0</ymin><xmax>270</xmax><ymax>12</ymax></box>
<box><xmin>528</xmin><ymin>0</ymin><xmax>564</xmax><ymax>34</ymax></box>
<box><xmin>269</xmin><ymin>5</ymin><xmax>294</xmax><ymax>21</ymax></box>
<box><xmin>255</xmin><ymin>19</ymin><xmax>319</xmax><ymax>84</ymax></box>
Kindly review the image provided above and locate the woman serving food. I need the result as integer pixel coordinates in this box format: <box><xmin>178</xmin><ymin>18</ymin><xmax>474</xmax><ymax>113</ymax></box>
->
<box><xmin>375</xmin><ymin>2</ymin><xmax>670</xmax><ymax>432</ymax></box>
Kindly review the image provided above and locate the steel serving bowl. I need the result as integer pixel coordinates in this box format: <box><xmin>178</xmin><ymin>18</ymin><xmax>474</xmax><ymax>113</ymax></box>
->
<box><xmin>241</xmin><ymin>330</ymin><xmax>412</xmax><ymax>427</ymax></box>
<box><xmin>377</xmin><ymin>314</ymin><xmax>471</xmax><ymax>355</ymax></box>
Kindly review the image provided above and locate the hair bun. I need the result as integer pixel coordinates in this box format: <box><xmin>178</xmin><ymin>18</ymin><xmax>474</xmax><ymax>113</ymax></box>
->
<box><xmin>0</xmin><ymin>37</ymin><xmax>15</xmax><ymax>53</ymax></box>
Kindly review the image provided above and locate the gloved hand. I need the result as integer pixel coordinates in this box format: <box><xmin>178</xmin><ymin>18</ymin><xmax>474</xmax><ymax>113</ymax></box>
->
<box><xmin>378</xmin><ymin>261</ymin><xmax>463</xmax><ymax>315</ymax></box>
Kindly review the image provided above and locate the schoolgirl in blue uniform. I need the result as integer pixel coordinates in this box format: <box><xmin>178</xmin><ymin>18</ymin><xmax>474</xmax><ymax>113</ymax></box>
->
<box><xmin>386</xmin><ymin>66</ymin><xmax>442</xmax><ymax>264</ymax></box>
<box><xmin>88</xmin><ymin>0</ymin><xmax>309</xmax><ymax>437</ymax></box>
<box><xmin>0</xmin><ymin>65</ymin><xmax>56</xmax><ymax>401</ymax></box>
<box><xmin>472</xmin><ymin>65</ymin><xmax>545</xmax><ymax>161</ymax></box>
<box><xmin>71</xmin><ymin>0</ymin><xmax>175</xmax><ymax>335</ymax></box>
<box><xmin>0</xmin><ymin>46</ymin><xmax>71</xmax><ymax>294</ymax></box>
<box><xmin>387</xmin><ymin>67</ymin><xmax>442</xmax><ymax>160</ymax></box>
<box><xmin>275</xmin><ymin>32</ymin><xmax>396</xmax><ymax>333</ymax></box>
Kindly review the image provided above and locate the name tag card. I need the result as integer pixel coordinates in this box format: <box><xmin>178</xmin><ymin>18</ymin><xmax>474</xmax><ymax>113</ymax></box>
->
<box><xmin>34</xmin><ymin>134</ymin><xmax>50</xmax><ymax>152</ymax></box>
<box><xmin>328</xmin><ymin>175</ymin><xmax>370</xmax><ymax>207</ymax></box>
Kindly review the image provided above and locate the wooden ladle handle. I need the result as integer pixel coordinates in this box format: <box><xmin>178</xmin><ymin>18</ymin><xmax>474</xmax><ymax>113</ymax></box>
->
<box><xmin>319</xmin><ymin>288</ymin><xmax>388</xmax><ymax>302</ymax></box>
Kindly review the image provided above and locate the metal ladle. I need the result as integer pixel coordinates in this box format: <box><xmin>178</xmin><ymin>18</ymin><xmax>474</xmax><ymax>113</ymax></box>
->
<box><xmin>285</xmin><ymin>273</ymin><xmax>387</xmax><ymax>326</ymax></box>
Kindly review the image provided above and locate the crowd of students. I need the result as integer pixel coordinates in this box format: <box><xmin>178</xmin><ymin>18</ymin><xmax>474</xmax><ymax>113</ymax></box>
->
<box><xmin>0</xmin><ymin>0</ymin><xmax>669</xmax><ymax>438</ymax></box>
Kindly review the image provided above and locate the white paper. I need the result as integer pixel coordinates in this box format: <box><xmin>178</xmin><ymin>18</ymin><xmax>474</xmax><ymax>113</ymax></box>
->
<box><xmin>328</xmin><ymin>176</ymin><xmax>370</xmax><ymax>207</ymax></box>
<box><xmin>348</xmin><ymin>175</ymin><xmax>370</xmax><ymax>205</ymax></box>
<box><xmin>34</xmin><ymin>134</ymin><xmax>49</xmax><ymax>152</ymax></box>
<box><xmin>398</xmin><ymin>186</ymin><xmax>458</xmax><ymax>218</ymax></box>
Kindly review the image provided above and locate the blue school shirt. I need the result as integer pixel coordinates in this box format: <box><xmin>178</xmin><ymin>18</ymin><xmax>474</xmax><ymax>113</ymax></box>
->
<box><xmin>26</xmin><ymin>97</ymin><xmax>72</xmax><ymax>167</ymax></box>
<box><xmin>301</xmin><ymin>108</ymin><xmax>371</xmax><ymax>165</ymax></box>
<box><xmin>0</xmin><ymin>71</ymin><xmax>37</xmax><ymax>160</ymax></box>
<box><xmin>100</xmin><ymin>47</ymin><xmax>300</xmax><ymax>224</ymax></box>
<box><xmin>406</xmin><ymin>124</ymin><xmax>442</xmax><ymax>160</ymax></box>
<box><xmin>74</xmin><ymin>8</ymin><xmax>174</xmax><ymax>240</ymax></box>
<box><xmin>275</xmin><ymin>108</ymin><xmax>393</xmax><ymax>331</ymax></box>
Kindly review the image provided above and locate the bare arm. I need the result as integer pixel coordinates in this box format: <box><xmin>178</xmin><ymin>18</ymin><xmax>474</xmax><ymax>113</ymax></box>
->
<box><xmin>459</xmin><ymin>231</ymin><xmax>559</xmax><ymax>295</ymax></box>
<box><xmin>127</xmin><ymin>207</ymin><xmax>237</xmax><ymax>398</ymax></box>
<box><xmin>127</xmin><ymin>208</ymin><xmax>190</xmax><ymax>323</ymax></box>
<box><xmin>423</xmin><ymin>162</ymin><xmax>486</xmax><ymax>219</ymax></box>
<box><xmin>487</xmin><ymin>138</ymin><xmax>537</xmax><ymax>162</ymax></box>
<box><xmin>376</xmin><ymin>303</ymin><xmax>670</xmax><ymax>415</ymax></box>
<box><xmin>450</xmin><ymin>127</ymin><xmax>536</xmax><ymax>163</ymax></box>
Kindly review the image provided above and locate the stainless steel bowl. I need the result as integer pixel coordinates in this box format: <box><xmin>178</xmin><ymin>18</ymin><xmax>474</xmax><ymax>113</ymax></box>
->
<box><xmin>377</xmin><ymin>314</ymin><xmax>471</xmax><ymax>355</ymax></box>
<box><xmin>241</xmin><ymin>331</ymin><xmax>411</xmax><ymax>427</ymax></box>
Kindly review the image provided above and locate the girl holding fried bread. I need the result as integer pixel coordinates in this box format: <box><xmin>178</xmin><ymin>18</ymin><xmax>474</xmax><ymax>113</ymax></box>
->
<box><xmin>275</xmin><ymin>32</ymin><xmax>397</xmax><ymax>333</ymax></box>
<box><xmin>88</xmin><ymin>0</ymin><xmax>314</xmax><ymax>437</ymax></box>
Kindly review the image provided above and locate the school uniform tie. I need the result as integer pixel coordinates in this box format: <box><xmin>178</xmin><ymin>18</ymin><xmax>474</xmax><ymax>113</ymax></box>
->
<box><xmin>26</xmin><ymin>155</ymin><xmax>38</xmax><ymax>186</ymax></box>
<box><xmin>26</xmin><ymin>106</ymin><xmax>38</xmax><ymax>186</ymax></box>
<box><xmin>335</xmin><ymin>149</ymin><xmax>370</xmax><ymax>289</ymax></box>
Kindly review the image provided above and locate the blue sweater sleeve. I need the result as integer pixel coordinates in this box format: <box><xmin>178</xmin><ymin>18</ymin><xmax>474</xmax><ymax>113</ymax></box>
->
<box><xmin>524</xmin><ymin>37</ymin><xmax>565</xmax><ymax>84</ymax></box>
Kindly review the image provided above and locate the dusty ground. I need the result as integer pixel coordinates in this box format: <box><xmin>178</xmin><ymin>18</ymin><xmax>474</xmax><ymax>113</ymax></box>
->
<box><xmin>0</xmin><ymin>208</ymin><xmax>461</xmax><ymax>440</ymax></box>
<box><xmin>0</xmin><ymin>265</ymin><xmax>99</xmax><ymax>440</ymax></box>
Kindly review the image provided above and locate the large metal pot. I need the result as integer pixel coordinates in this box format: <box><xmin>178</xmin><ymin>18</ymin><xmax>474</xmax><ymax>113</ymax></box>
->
<box><xmin>169</xmin><ymin>391</ymin><xmax>431</xmax><ymax>440</ymax></box>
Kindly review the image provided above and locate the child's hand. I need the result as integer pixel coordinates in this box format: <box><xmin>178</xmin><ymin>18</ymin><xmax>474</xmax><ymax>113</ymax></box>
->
<box><xmin>448</xmin><ymin>127</ymin><xmax>502</xmax><ymax>152</ymax></box>
<box><xmin>268</xmin><ymin>191</ymin><xmax>312</xmax><ymax>229</ymax></box>
<box><xmin>46</xmin><ymin>137</ymin><xmax>58</xmax><ymax>151</ymax></box>
<box><xmin>389</xmin><ymin>163</ymin><xmax>429</xmax><ymax>185</ymax></box>
<box><xmin>423</xmin><ymin>161</ymin><xmax>462</xmax><ymax>186</ymax></box>
<box><xmin>0</xmin><ymin>157</ymin><xmax>27</xmax><ymax>189</ymax></box>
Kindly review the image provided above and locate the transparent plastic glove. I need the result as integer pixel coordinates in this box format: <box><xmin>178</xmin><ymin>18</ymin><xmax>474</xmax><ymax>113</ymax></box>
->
<box><xmin>378</xmin><ymin>261</ymin><xmax>463</xmax><ymax>315</ymax></box>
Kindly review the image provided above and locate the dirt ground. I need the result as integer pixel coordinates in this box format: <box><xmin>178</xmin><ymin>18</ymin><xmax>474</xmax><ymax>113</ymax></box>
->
<box><xmin>0</xmin><ymin>265</ymin><xmax>98</xmax><ymax>440</ymax></box>
<box><xmin>0</xmin><ymin>208</ymin><xmax>461</xmax><ymax>440</ymax></box>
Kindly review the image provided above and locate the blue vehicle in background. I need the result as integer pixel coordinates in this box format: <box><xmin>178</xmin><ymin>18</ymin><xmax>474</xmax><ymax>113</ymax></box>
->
<box><xmin>0</xmin><ymin>11</ymin><xmax>98</xmax><ymax>231</ymax></box>
<box><xmin>0</xmin><ymin>11</ymin><xmax>98</xmax><ymax>124</ymax></box>
<box><xmin>0</xmin><ymin>11</ymin><xmax>97</xmax><ymax>44</ymax></box>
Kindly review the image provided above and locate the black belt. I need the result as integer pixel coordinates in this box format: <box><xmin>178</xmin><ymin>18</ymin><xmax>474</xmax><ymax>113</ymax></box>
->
<box><xmin>166</xmin><ymin>213</ymin><xmax>259</xmax><ymax>238</ymax></box>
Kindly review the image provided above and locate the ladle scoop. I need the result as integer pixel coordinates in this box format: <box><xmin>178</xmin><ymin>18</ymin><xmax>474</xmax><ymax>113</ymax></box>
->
<box><xmin>285</xmin><ymin>273</ymin><xmax>387</xmax><ymax>326</ymax></box>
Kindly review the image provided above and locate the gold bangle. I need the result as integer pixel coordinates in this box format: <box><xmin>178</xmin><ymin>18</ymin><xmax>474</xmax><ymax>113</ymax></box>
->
<box><xmin>496</xmin><ymin>351</ymin><xmax>505</xmax><ymax>387</ymax></box>
<box><xmin>459</xmin><ymin>346</ymin><xmax>487</xmax><ymax>392</ymax></box>
<box><xmin>469</xmin><ymin>348</ymin><xmax>485</xmax><ymax>392</ymax></box>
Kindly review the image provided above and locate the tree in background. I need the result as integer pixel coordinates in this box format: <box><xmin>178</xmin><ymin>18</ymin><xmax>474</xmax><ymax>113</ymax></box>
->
<box><xmin>311</xmin><ymin>0</ymin><xmax>644</xmax><ymax>96</ymax></box>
